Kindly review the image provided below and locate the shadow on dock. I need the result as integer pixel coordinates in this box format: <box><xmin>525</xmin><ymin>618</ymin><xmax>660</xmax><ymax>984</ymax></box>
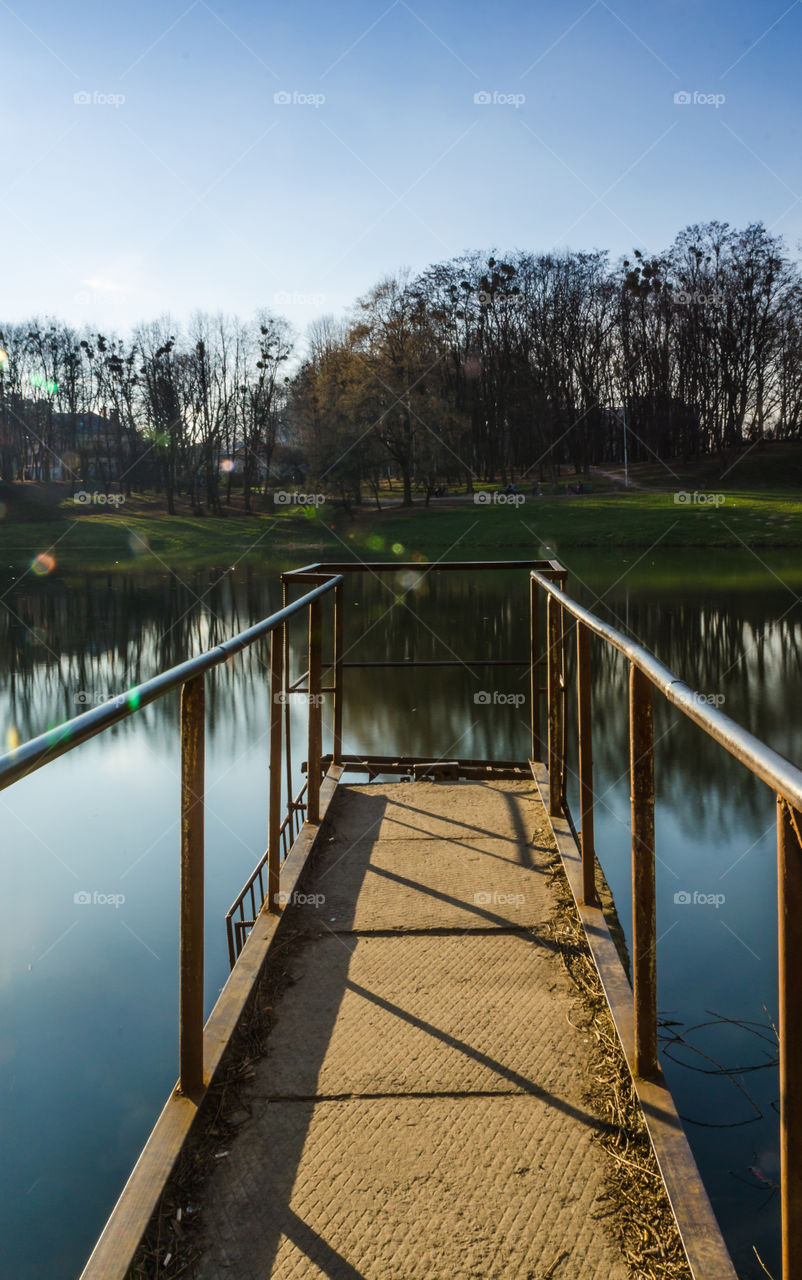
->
<box><xmin>192</xmin><ymin>781</ymin><xmax>631</xmax><ymax>1279</ymax></box>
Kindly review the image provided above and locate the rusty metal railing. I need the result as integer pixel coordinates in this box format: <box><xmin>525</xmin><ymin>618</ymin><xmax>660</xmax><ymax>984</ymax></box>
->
<box><xmin>531</xmin><ymin>569</ymin><xmax>802</xmax><ymax>1278</ymax></box>
<box><xmin>0</xmin><ymin>574</ymin><xmax>343</xmax><ymax>1099</ymax></box>
<box><xmin>284</xmin><ymin>557</ymin><xmax>566</xmax><ymax>772</ymax></box>
<box><xmin>5</xmin><ymin>557</ymin><xmax>765</xmax><ymax>1278</ymax></box>
<box><xmin>222</xmin><ymin>558</ymin><xmax>567</xmax><ymax>965</ymax></box>
<box><xmin>224</xmin><ymin>779</ymin><xmax>308</xmax><ymax>966</ymax></box>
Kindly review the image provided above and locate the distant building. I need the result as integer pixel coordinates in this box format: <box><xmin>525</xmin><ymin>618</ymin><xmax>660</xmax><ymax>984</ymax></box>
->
<box><xmin>0</xmin><ymin>399</ymin><xmax>142</xmax><ymax>483</ymax></box>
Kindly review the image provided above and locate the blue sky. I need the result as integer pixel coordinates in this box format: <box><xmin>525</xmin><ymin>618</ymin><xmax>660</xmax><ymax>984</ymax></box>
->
<box><xmin>1</xmin><ymin>0</ymin><xmax>800</xmax><ymax>344</ymax></box>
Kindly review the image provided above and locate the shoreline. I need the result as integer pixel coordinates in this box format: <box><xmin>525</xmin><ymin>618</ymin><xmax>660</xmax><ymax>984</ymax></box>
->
<box><xmin>0</xmin><ymin>488</ymin><xmax>800</xmax><ymax>572</ymax></box>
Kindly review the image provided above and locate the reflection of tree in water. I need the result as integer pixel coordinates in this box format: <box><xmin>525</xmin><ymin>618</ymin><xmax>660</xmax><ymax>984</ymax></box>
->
<box><xmin>334</xmin><ymin>569</ymin><xmax>534</xmax><ymax>762</ymax></box>
<box><xmin>2</xmin><ymin>568</ymin><xmax>801</xmax><ymax>837</ymax></box>
<box><xmin>0</xmin><ymin>566</ymin><xmax>287</xmax><ymax>745</ymax></box>
<box><xmin>559</xmin><ymin>591</ymin><xmax>802</xmax><ymax>845</ymax></box>
<box><xmin>338</xmin><ymin>569</ymin><xmax>529</xmax><ymax>664</ymax></box>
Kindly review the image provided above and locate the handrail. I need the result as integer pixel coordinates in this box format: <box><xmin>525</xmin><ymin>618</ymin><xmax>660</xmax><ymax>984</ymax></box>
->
<box><xmin>285</xmin><ymin>558</ymin><xmax>566</xmax><ymax>574</ymax></box>
<box><xmin>0</xmin><ymin>573</ymin><xmax>343</xmax><ymax>1102</ymax></box>
<box><xmin>32</xmin><ymin>557</ymin><xmax>755</xmax><ymax>1278</ymax></box>
<box><xmin>221</xmin><ymin>558</ymin><xmax>568</xmax><ymax>967</ymax></box>
<box><xmin>0</xmin><ymin>576</ymin><xmax>342</xmax><ymax>793</ymax></box>
<box><xmin>531</xmin><ymin>570</ymin><xmax>802</xmax><ymax>811</ymax></box>
<box><xmin>531</xmin><ymin>568</ymin><xmax>802</xmax><ymax>1278</ymax></box>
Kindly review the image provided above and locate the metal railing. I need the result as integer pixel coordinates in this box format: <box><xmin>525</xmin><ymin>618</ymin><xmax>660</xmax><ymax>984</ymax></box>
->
<box><xmin>223</xmin><ymin>558</ymin><xmax>567</xmax><ymax>963</ymax></box>
<box><xmin>6</xmin><ymin>557</ymin><xmax>787</xmax><ymax>1273</ymax></box>
<box><xmin>225</xmin><ymin>779</ymin><xmax>308</xmax><ymax>965</ymax></box>
<box><xmin>530</xmin><ymin>569</ymin><xmax>802</xmax><ymax>1279</ymax></box>
<box><xmin>6</xmin><ymin>556</ymin><xmax>776</xmax><ymax>1277</ymax></box>
<box><xmin>0</xmin><ymin>573</ymin><xmax>343</xmax><ymax>1099</ymax></box>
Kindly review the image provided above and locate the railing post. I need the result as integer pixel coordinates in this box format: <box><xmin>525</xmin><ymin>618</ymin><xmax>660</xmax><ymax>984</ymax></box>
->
<box><xmin>778</xmin><ymin>796</ymin><xmax>802</xmax><ymax>1279</ymax></box>
<box><xmin>281</xmin><ymin>577</ymin><xmax>293</xmax><ymax>825</ymax></box>
<box><xmin>560</xmin><ymin>601</ymin><xmax>568</xmax><ymax>804</ymax></box>
<box><xmin>529</xmin><ymin>574</ymin><xmax>540</xmax><ymax>762</ymax></box>
<box><xmin>307</xmin><ymin>597</ymin><xmax>323</xmax><ymax>824</ymax></box>
<box><xmin>267</xmin><ymin>626</ymin><xmax>284</xmax><ymax>912</ymax></box>
<box><xmin>179</xmin><ymin>673</ymin><xmax>205</xmax><ymax>1097</ymax></box>
<box><xmin>577</xmin><ymin>621</ymin><xmax>597</xmax><ymax>907</ymax></box>
<box><xmin>333</xmin><ymin>579</ymin><xmax>344</xmax><ymax>766</ymax></box>
<box><xmin>629</xmin><ymin>663</ymin><xmax>657</xmax><ymax>1078</ymax></box>
<box><xmin>546</xmin><ymin>593</ymin><xmax>563</xmax><ymax>817</ymax></box>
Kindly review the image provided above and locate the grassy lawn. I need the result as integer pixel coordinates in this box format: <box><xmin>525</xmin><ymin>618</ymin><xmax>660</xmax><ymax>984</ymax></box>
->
<box><xmin>366</xmin><ymin>490</ymin><xmax>802</xmax><ymax>554</ymax></box>
<box><xmin>0</xmin><ymin>485</ymin><xmax>800</xmax><ymax>575</ymax></box>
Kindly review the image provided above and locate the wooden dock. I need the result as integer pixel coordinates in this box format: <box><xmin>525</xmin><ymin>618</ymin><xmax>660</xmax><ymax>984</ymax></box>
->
<box><xmin>193</xmin><ymin>779</ymin><xmax>632</xmax><ymax>1278</ymax></box>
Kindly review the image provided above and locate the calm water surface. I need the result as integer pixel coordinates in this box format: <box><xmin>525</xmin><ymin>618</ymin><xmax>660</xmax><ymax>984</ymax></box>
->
<box><xmin>1</xmin><ymin>548</ymin><xmax>800</xmax><ymax>1278</ymax></box>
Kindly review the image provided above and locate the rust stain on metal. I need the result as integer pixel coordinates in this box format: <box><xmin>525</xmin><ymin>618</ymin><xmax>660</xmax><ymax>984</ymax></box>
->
<box><xmin>629</xmin><ymin>663</ymin><xmax>657</xmax><ymax>1080</ymax></box>
<box><xmin>778</xmin><ymin>796</ymin><xmax>802</xmax><ymax>1279</ymax></box>
<box><xmin>577</xmin><ymin>620</ymin><xmax>597</xmax><ymax>908</ymax></box>
<box><xmin>179</xmin><ymin>672</ymin><xmax>205</xmax><ymax>1098</ymax></box>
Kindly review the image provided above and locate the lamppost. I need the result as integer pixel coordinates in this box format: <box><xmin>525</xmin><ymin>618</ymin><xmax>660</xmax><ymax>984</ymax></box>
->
<box><xmin>614</xmin><ymin>404</ymin><xmax>629</xmax><ymax>488</ymax></box>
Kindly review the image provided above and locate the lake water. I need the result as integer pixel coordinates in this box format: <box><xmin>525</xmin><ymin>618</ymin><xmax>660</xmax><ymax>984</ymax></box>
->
<box><xmin>1</xmin><ymin>546</ymin><xmax>799</xmax><ymax>1278</ymax></box>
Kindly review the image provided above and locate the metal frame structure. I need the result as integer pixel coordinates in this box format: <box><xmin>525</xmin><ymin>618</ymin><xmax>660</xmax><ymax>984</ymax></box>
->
<box><xmin>3</xmin><ymin>558</ymin><xmax>795</xmax><ymax>1275</ymax></box>
<box><xmin>531</xmin><ymin>568</ymin><xmax>802</xmax><ymax>1279</ymax></box>
<box><xmin>223</xmin><ymin>558</ymin><xmax>566</xmax><ymax>963</ymax></box>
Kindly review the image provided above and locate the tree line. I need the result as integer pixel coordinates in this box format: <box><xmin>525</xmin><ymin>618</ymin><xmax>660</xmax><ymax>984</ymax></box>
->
<box><xmin>2</xmin><ymin>220</ymin><xmax>802</xmax><ymax>510</ymax></box>
<box><xmin>0</xmin><ymin>313</ymin><xmax>292</xmax><ymax>512</ymax></box>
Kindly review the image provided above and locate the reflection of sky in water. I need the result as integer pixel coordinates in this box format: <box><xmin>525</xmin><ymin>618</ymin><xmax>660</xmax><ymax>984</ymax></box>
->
<box><xmin>0</xmin><ymin>554</ymin><xmax>799</xmax><ymax>1278</ymax></box>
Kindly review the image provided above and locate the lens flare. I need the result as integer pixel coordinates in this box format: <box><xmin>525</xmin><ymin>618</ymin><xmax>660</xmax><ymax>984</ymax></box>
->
<box><xmin>31</xmin><ymin>552</ymin><xmax>55</xmax><ymax>576</ymax></box>
<box><xmin>366</xmin><ymin>535</ymin><xmax>383</xmax><ymax>552</ymax></box>
<box><xmin>6</xmin><ymin>726</ymin><xmax>19</xmax><ymax>753</ymax></box>
<box><xmin>47</xmin><ymin>723</ymin><xmax>72</xmax><ymax>750</ymax></box>
<box><xmin>30</xmin><ymin>373</ymin><xmax>58</xmax><ymax>394</ymax></box>
<box><xmin>220</xmin><ymin>458</ymin><xmax>235</xmax><ymax>473</ymax></box>
<box><xmin>127</xmin><ymin>531</ymin><xmax>150</xmax><ymax>557</ymax></box>
<box><xmin>392</xmin><ymin>542</ymin><xmax>404</xmax><ymax>555</ymax></box>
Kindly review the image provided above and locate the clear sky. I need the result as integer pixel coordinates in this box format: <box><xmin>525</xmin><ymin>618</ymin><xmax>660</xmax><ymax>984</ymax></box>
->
<box><xmin>1</xmin><ymin>0</ymin><xmax>800</xmax><ymax>343</ymax></box>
